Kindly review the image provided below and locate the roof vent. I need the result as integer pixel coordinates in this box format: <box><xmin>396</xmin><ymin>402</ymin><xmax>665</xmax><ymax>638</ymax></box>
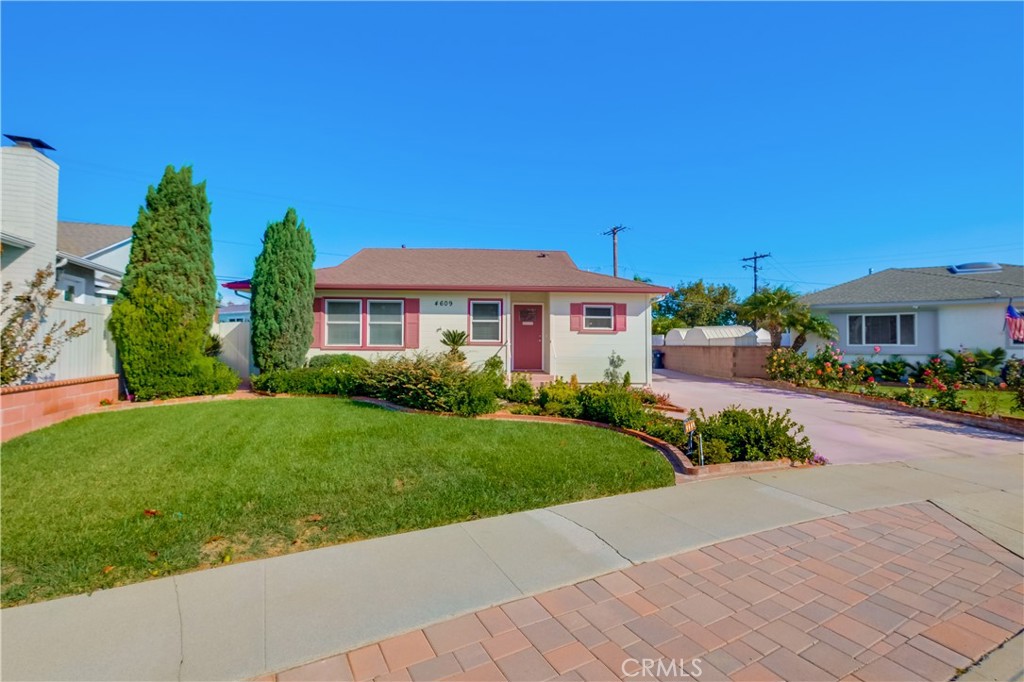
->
<box><xmin>947</xmin><ymin>262</ymin><xmax>1003</xmax><ymax>275</ymax></box>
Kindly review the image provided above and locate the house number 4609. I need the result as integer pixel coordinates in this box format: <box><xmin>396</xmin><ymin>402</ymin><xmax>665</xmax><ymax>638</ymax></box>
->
<box><xmin>434</xmin><ymin>300</ymin><xmax>454</xmax><ymax>307</ymax></box>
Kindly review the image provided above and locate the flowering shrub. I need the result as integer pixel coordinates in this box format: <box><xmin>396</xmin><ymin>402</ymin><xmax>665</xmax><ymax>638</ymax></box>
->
<box><xmin>810</xmin><ymin>342</ymin><xmax>859</xmax><ymax>389</ymax></box>
<box><xmin>1003</xmin><ymin>359</ymin><xmax>1024</xmax><ymax>413</ymax></box>
<box><xmin>765</xmin><ymin>348</ymin><xmax>813</xmax><ymax>385</ymax></box>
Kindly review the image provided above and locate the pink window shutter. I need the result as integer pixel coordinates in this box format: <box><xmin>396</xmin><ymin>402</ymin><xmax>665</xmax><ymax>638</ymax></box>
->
<box><xmin>405</xmin><ymin>298</ymin><xmax>420</xmax><ymax>348</ymax></box>
<box><xmin>614</xmin><ymin>303</ymin><xmax>627</xmax><ymax>332</ymax></box>
<box><xmin>312</xmin><ymin>297</ymin><xmax>325</xmax><ymax>348</ymax></box>
<box><xmin>570</xmin><ymin>303</ymin><xmax>583</xmax><ymax>332</ymax></box>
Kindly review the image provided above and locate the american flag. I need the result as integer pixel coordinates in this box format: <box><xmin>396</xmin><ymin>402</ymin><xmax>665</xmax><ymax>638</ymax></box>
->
<box><xmin>1007</xmin><ymin>304</ymin><xmax>1024</xmax><ymax>342</ymax></box>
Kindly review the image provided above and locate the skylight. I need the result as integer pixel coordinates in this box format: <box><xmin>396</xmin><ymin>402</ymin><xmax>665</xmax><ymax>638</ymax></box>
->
<box><xmin>947</xmin><ymin>262</ymin><xmax>1003</xmax><ymax>275</ymax></box>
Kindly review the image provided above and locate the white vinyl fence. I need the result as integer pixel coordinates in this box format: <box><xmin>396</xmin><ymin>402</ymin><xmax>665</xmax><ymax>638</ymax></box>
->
<box><xmin>40</xmin><ymin>300</ymin><xmax>117</xmax><ymax>381</ymax></box>
<box><xmin>214</xmin><ymin>320</ymin><xmax>252</xmax><ymax>382</ymax></box>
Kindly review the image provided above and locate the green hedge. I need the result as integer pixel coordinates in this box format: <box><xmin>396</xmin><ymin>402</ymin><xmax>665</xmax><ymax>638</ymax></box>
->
<box><xmin>251</xmin><ymin>366</ymin><xmax>360</xmax><ymax>396</ymax></box>
<box><xmin>307</xmin><ymin>354</ymin><xmax>371</xmax><ymax>370</ymax></box>
<box><xmin>254</xmin><ymin>353</ymin><xmax>502</xmax><ymax>417</ymax></box>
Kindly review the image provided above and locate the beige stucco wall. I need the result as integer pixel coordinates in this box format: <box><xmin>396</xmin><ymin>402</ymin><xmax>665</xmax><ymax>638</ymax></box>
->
<box><xmin>548</xmin><ymin>292</ymin><xmax>654</xmax><ymax>385</ymax></box>
<box><xmin>1</xmin><ymin>145</ymin><xmax>59</xmax><ymax>291</ymax></box>
<box><xmin>308</xmin><ymin>290</ymin><xmax>512</xmax><ymax>371</ymax></box>
<box><xmin>306</xmin><ymin>289</ymin><xmax>658</xmax><ymax>384</ymax></box>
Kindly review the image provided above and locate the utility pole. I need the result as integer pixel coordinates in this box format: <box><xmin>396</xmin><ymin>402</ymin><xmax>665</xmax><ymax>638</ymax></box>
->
<box><xmin>603</xmin><ymin>224</ymin><xmax>628</xmax><ymax>277</ymax></box>
<box><xmin>742</xmin><ymin>252</ymin><xmax>771</xmax><ymax>294</ymax></box>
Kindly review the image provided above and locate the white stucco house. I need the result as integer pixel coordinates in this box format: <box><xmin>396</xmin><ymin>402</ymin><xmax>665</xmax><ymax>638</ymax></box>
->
<box><xmin>226</xmin><ymin>248</ymin><xmax>670</xmax><ymax>384</ymax></box>
<box><xmin>800</xmin><ymin>262</ymin><xmax>1024</xmax><ymax>363</ymax></box>
<box><xmin>1</xmin><ymin>136</ymin><xmax>131</xmax><ymax>304</ymax></box>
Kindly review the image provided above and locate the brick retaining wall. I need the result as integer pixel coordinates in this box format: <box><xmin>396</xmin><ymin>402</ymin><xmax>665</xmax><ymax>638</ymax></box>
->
<box><xmin>1</xmin><ymin>375</ymin><xmax>119</xmax><ymax>441</ymax></box>
<box><xmin>659</xmin><ymin>346</ymin><xmax>772</xmax><ymax>379</ymax></box>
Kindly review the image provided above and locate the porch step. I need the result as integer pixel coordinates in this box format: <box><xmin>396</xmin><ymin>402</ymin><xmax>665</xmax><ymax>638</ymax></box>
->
<box><xmin>518</xmin><ymin>372</ymin><xmax>553</xmax><ymax>388</ymax></box>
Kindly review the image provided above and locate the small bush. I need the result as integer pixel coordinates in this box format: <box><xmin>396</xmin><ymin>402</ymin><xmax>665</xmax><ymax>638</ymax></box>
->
<box><xmin>579</xmin><ymin>383</ymin><xmax>648</xmax><ymax>430</ymax></box>
<box><xmin>622</xmin><ymin>371</ymin><xmax>631</xmax><ymax>386</ymax></box>
<box><xmin>543</xmin><ymin>401</ymin><xmax>583</xmax><ymax>419</ymax></box>
<box><xmin>504</xmin><ymin>374</ymin><xmax>535</xmax><ymax>404</ymax></box>
<box><xmin>449</xmin><ymin>371</ymin><xmax>499</xmax><ymax>417</ymax></box>
<box><xmin>604</xmin><ymin>351</ymin><xmax>625</xmax><ymax>384</ymax></box>
<box><xmin>192</xmin><ymin>356</ymin><xmax>242</xmax><ymax>395</ymax></box>
<box><xmin>697</xmin><ymin>438</ymin><xmax>732</xmax><ymax>465</ymax></box>
<box><xmin>1005</xmin><ymin>359</ymin><xmax>1024</xmax><ymax>413</ymax></box>
<box><xmin>639</xmin><ymin>412</ymin><xmax>689</xmax><ymax>447</ymax></box>
<box><xmin>307</xmin><ymin>354</ymin><xmax>371</xmax><ymax>370</ymax></box>
<box><xmin>765</xmin><ymin>348</ymin><xmax>812</xmax><ymax>386</ymax></box>
<box><xmin>876</xmin><ymin>356</ymin><xmax>908</xmax><ymax>382</ymax></box>
<box><xmin>539</xmin><ymin>379</ymin><xmax>582</xmax><ymax>412</ymax></box>
<box><xmin>893</xmin><ymin>387</ymin><xmax>929</xmax><ymax>408</ymax></box>
<box><xmin>509</xmin><ymin>403</ymin><xmax>542</xmax><ymax>415</ymax></box>
<box><xmin>357</xmin><ymin>353</ymin><xmax>499</xmax><ymax>416</ymax></box>
<box><xmin>693</xmin><ymin>405</ymin><xmax>813</xmax><ymax>463</ymax></box>
<box><xmin>252</xmin><ymin>366</ymin><xmax>359</xmax><ymax>395</ymax></box>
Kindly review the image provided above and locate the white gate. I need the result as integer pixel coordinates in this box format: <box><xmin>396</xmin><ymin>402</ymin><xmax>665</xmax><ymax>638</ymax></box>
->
<box><xmin>214</xmin><ymin>321</ymin><xmax>252</xmax><ymax>382</ymax></box>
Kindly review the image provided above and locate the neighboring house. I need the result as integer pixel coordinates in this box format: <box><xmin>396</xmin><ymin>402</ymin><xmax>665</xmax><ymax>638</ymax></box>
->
<box><xmin>216</xmin><ymin>303</ymin><xmax>250</xmax><ymax>323</ymax></box>
<box><xmin>800</xmin><ymin>262</ymin><xmax>1024</xmax><ymax>363</ymax></box>
<box><xmin>226</xmin><ymin>248</ymin><xmax>670</xmax><ymax>384</ymax></box>
<box><xmin>56</xmin><ymin>221</ymin><xmax>132</xmax><ymax>304</ymax></box>
<box><xmin>1</xmin><ymin>136</ymin><xmax>131</xmax><ymax>304</ymax></box>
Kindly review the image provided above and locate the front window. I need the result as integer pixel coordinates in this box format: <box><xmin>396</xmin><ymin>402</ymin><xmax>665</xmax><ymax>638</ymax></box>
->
<box><xmin>326</xmin><ymin>300</ymin><xmax>361</xmax><ymax>346</ymax></box>
<box><xmin>848</xmin><ymin>313</ymin><xmax>915</xmax><ymax>345</ymax></box>
<box><xmin>368</xmin><ymin>300</ymin><xmax>404</xmax><ymax>346</ymax></box>
<box><xmin>584</xmin><ymin>305</ymin><xmax>614</xmax><ymax>330</ymax></box>
<box><xmin>470</xmin><ymin>301</ymin><xmax>501</xmax><ymax>342</ymax></box>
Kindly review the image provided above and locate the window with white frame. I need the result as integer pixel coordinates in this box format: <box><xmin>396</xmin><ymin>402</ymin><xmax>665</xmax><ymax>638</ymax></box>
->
<box><xmin>326</xmin><ymin>300</ymin><xmax>361</xmax><ymax>346</ymax></box>
<box><xmin>368</xmin><ymin>300</ymin><xmax>404</xmax><ymax>346</ymax></box>
<box><xmin>848</xmin><ymin>313</ymin><xmax>916</xmax><ymax>346</ymax></box>
<box><xmin>584</xmin><ymin>305</ymin><xmax>614</xmax><ymax>330</ymax></box>
<box><xmin>470</xmin><ymin>301</ymin><xmax>501</xmax><ymax>342</ymax></box>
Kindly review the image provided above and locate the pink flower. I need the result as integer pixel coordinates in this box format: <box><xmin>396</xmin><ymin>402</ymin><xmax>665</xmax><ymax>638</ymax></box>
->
<box><xmin>873</xmin><ymin>346</ymin><xmax>881</xmax><ymax>353</ymax></box>
<box><xmin>1000</xmin><ymin>382</ymin><xmax>1008</xmax><ymax>389</ymax></box>
<box><xmin>867</xmin><ymin>377</ymin><xmax>875</xmax><ymax>383</ymax></box>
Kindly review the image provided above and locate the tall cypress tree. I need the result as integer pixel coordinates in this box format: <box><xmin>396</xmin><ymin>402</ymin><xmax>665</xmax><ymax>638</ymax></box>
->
<box><xmin>250</xmin><ymin>208</ymin><xmax>316</xmax><ymax>372</ymax></box>
<box><xmin>110</xmin><ymin>165</ymin><xmax>235</xmax><ymax>398</ymax></box>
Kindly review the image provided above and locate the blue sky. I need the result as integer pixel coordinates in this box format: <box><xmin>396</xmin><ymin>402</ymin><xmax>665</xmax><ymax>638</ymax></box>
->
<box><xmin>3</xmin><ymin>2</ymin><xmax>1021</xmax><ymax>303</ymax></box>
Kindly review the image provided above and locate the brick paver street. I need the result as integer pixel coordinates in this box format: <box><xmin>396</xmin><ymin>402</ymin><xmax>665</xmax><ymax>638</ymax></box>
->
<box><xmin>269</xmin><ymin>503</ymin><xmax>1023</xmax><ymax>682</ymax></box>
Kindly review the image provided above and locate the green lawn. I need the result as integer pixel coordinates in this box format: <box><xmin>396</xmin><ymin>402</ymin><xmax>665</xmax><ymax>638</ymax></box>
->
<box><xmin>0</xmin><ymin>398</ymin><xmax>673</xmax><ymax>606</ymax></box>
<box><xmin>873</xmin><ymin>386</ymin><xmax>1019</xmax><ymax>417</ymax></box>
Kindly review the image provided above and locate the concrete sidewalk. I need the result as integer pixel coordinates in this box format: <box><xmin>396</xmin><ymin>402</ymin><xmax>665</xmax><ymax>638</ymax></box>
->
<box><xmin>1</xmin><ymin>453</ymin><xmax>1021</xmax><ymax>681</ymax></box>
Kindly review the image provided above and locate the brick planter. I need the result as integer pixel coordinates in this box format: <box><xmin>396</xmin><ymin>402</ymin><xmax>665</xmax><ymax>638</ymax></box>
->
<box><xmin>1</xmin><ymin>375</ymin><xmax>119</xmax><ymax>441</ymax></box>
<box><xmin>736</xmin><ymin>378</ymin><xmax>1024</xmax><ymax>438</ymax></box>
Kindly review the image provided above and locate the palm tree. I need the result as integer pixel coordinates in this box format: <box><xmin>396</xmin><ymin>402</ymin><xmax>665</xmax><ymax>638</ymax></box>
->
<box><xmin>737</xmin><ymin>286</ymin><xmax>799</xmax><ymax>349</ymax></box>
<box><xmin>788</xmin><ymin>307</ymin><xmax>838</xmax><ymax>352</ymax></box>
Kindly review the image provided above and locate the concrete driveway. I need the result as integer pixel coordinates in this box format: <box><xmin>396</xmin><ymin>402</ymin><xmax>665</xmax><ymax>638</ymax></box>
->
<box><xmin>653</xmin><ymin>369</ymin><xmax>1023</xmax><ymax>465</ymax></box>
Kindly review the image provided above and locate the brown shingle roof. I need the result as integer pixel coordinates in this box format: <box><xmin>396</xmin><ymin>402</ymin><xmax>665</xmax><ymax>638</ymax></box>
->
<box><xmin>226</xmin><ymin>248</ymin><xmax>670</xmax><ymax>293</ymax></box>
<box><xmin>57</xmin><ymin>221</ymin><xmax>131</xmax><ymax>257</ymax></box>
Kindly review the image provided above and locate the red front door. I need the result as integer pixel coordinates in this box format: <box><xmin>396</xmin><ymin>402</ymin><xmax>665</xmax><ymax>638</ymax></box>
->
<box><xmin>513</xmin><ymin>305</ymin><xmax>543</xmax><ymax>371</ymax></box>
